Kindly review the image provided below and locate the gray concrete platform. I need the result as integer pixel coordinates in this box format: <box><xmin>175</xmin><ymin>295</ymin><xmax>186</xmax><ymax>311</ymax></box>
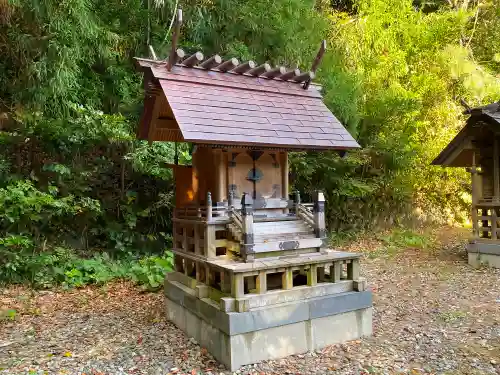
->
<box><xmin>164</xmin><ymin>273</ymin><xmax>373</xmax><ymax>370</ymax></box>
<box><xmin>468</xmin><ymin>252</ymin><xmax>500</xmax><ymax>268</ymax></box>
<box><xmin>467</xmin><ymin>241</ymin><xmax>500</xmax><ymax>268</ymax></box>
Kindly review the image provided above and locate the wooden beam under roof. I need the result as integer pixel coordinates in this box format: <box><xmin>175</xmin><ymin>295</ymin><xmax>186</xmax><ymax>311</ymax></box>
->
<box><xmin>156</xmin><ymin>118</ymin><xmax>178</xmax><ymax>129</ymax></box>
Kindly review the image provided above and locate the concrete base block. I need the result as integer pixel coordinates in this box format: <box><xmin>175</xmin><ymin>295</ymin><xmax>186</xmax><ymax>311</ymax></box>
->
<box><xmin>468</xmin><ymin>252</ymin><xmax>500</xmax><ymax>268</ymax></box>
<box><xmin>164</xmin><ymin>272</ymin><xmax>373</xmax><ymax>371</ymax></box>
<box><xmin>166</xmin><ymin>296</ymin><xmax>372</xmax><ymax>370</ymax></box>
<box><xmin>310</xmin><ymin>307</ymin><xmax>372</xmax><ymax>350</ymax></box>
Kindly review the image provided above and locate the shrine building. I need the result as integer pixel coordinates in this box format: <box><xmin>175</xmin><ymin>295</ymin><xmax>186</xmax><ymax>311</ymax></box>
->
<box><xmin>135</xmin><ymin>46</ymin><xmax>373</xmax><ymax>370</ymax></box>
<box><xmin>433</xmin><ymin>101</ymin><xmax>500</xmax><ymax>268</ymax></box>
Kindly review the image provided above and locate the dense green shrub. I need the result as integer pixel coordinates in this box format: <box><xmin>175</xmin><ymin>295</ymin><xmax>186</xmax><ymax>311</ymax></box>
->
<box><xmin>0</xmin><ymin>0</ymin><xmax>499</xmax><ymax>287</ymax></box>
<box><xmin>0</xmin><ymin>241</ymin><xmax>173</xmax><ymax>290</ymax></box>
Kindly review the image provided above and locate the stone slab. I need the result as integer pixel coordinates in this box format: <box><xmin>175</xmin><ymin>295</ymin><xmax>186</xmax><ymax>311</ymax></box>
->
<box><xmin>229</xmin><ymin>320</ymin><xmax>310</xmax><ymax>370</ymax></box>
<box><xmin>164</xmin><ymin>279</ymin><xmax>196</xmax><ymax>306</ymax></box>
<box><xmin>468</xmin><ymin>252</ymin><xmax>500</xmax><ymax>268</ymax></box>
<box><xmin>310</xmin><ymin>308</ymin><xmax>373</xmax><ymax>351</ymax></box>
<box><xmin>166</xmin><ymin>271</ymin><xmax>199</xmax><ymax>289</ymax></box>
<box><xmin>164</xmin><ymin>276</ymin><xmax>372</xmax><ymax>336</ymax></box>
<box><xmin>309</xmin><ymin>290</ymin><xmax>373</xmax><ymax>319</ymax></box>
<box><xmin>228</xmin><ymin>301</ymin><xmax>309</xmax><ymax>335</ymax></box>
<box><xmin>165</xmin><ymin>296</ymin><xmax>372</xmax><ymax>371</ymax></box>
<box><xmin>467</xmin><ymin>241</ymin><xmax>500</xmax><ymax>256</ymax></box>
<box><xmin>165</xmin><ymin>296</ymin><xmax>186</xmax><ymax>332</ymax></box>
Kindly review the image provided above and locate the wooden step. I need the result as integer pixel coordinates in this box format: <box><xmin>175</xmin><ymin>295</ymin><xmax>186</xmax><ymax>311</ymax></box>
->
<box><xmin>254</xmin><ymin>221</ymin><xmax>311</xmax><ymax>230</ymax></box>
<box><xmin>252</xmin><ymin>237</ymin><xmax>323</xmax><ymax>253</ymax></box>
<box><xmin>253</xmin><ymin>215</ymin><xmax>300</xmax><ymax>223</ymax></box>
<box><xmin>254</xmin><ymin>234</ymin><xmax>317</xmax><ymax>243</ymax></box>
<box><xmin>254</xmin><ymin>230</ymin><xmax>314</xmax><ymax>238</ymax></box>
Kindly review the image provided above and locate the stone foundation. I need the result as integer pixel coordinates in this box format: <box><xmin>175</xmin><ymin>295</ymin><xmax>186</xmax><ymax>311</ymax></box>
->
<box><xmin>468</xmin><ymin>252</ymin><xmax>500</xmax><ymax>268</ymax></box>
<box><xmin>164</xmin><ymin>272</ymin><xmax>373</xmax><ymax>371</ymax></box>
<box><xmin>467</xmin><ymin>240</ymin><xmax>500</xmax><ymax>268</ymax></box>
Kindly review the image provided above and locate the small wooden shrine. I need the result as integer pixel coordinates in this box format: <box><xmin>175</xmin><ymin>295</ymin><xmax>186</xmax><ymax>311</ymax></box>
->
<box><xmin>433</xmin><ymin>101</ymin><xmax>500</xmax><ymax>268</ymax></box>
<box><xmin>135</xmin><ymin>25</ymin><xmax>372</xmax><ymax>369</ymax></box>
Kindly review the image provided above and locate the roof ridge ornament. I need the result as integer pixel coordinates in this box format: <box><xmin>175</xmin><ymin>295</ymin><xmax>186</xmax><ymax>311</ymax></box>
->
<box><xmin>157</xmin><ymin>9</ymin><xmax>325</xmax><ymax>88</ymax></box>
<box><xmin>200</xmin><ymin>55</ymin><xmax>223</xmax><ymax>69</ymax></box>
<box><xmin>232</xmin><ymin>61</ymin><xmax>256</xmax><ymax>74</ymax></box>
<box><xmin>217</xmin><ymin>58</ymin><xmax>239</xmax><ymax>72</ymax></box>
<box><xmin>303</xmin><ymin>40</ymin><xmax>326</xmax><ymax>90</ymax></box>
<box><xmin>182</xmin><ymin>51</ymin><xmax>204</xmax><ymax>67</ymax></box>
<box><xmin>166</xmin><ymin>9</ymin><xmax>183</xmax><ymax>71</ymax></box>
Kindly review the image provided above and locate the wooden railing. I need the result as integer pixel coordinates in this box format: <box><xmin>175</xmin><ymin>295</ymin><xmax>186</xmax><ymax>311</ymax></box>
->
<box><xmin>293</xmin><ymin>190</ymin><xmax>326</xmax><ymax>242</ymax></box>
<box><xmin>174</xmin><ymin>205</ymin><xmax>228</xmax><ymax>220</ymax></box>
<box><xmin>227</xmin><ymin>207</ymin><xmax>244</xmax><ymax>242</ymax></box>
<box><xmin>473</xmin><ymin>205</ymin><xmax>500</xmax><ymax>240</ymax></box>
<box><xmin>229</xmin><ymin>208</ymin><xmax>243</xmax><ymax>232</ymax></box>
<box><xmin>302</xmin><ymin>203</ymin><xmax>314</xmax><ymax>210</ymax></box>
<box><xmin>174</xmin><ymin>204</ymin><xmax>205</xmax><ymax>220</ymax></box>
<box><xmin>174</xmin><ymin>192</ymin><xmax>229</xmax><ymax>221</ymax></box>
<box><xmin>297</xmin><ymin>203</ymin><xmax>315</xmax><ymax>227</ymax></box>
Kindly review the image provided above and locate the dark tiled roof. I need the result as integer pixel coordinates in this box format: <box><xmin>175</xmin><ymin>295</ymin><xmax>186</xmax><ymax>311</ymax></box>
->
<box><xmin>136</xmin><ymin>58</ymin><xmax>359</xmax><ymax>150</ymax></box>
<box><xmin>432</xmin><ymin>101</ymin><xmax>500</xmax><ymax>166</ymax></box>
<box><xmin>474</xmin><ymin>102</ymin><xmax>500</xmax><ymax>122</ymax></box>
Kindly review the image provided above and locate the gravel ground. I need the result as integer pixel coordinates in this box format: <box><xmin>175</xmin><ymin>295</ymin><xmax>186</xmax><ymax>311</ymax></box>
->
<box><xmin>1</xmin><ymin>227</ymin><xmax>499</xmax><ymax>375</ymax></box>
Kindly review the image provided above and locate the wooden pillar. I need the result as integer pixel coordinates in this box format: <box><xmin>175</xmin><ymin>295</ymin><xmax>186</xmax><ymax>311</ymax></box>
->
<box><xmin>256</xmin><ymin>270</ymin><xmax>267</xmax><ymax>293</ymax></box>
<box><xmin>282</xmin><ymin>268</ymin><xmax>293</xmax><ymax>289</ymax></box>
<box><xmin>214</xmin><ymin>149</ymin><xmax>226</xmax><ymax>203</ymax></box>
<box><xmin>471</xmin><ymin>151</ymin><xmax>479</xmax><ymax>238</ymax></box>
<box><xmin>241</xmin><ymin>193</ymin><xmax>255</xmax><ymax>262</ymax></box>
<box><xmin>492</xmin><ymin>209</ymin><xmax>498</xmax><ymax>240</ymax></box>
<box><xmin>206</xmin><ymin>192</ymin><xmax>213</xmax><ymax>221</ymax></box>
<box><xmin>307</xmin><ymin>264</ymin><xmax>317</xmax><ymax>286</ymax></box>
<box><xmin>494</xmin><ymin>138</ymin><xmax>499</xmax><ymax>201</ymax></box>
<box><xmin>294</xmin><ymin>190</ymin><xmax>301</xmax><ymax>215</ymax></box>
<box><xmin>347</xmin><ymin>259</ymin><xmax>360</xmax><ymax>280</ymax></box>
<box><xmin>205</xmin><ymin>224</ymin><xmax>216</xmax><ymax>258</ymax></box>
<box><xmin>313</xmin><ymin>191</ymin><xmax>326</xmax><ymax>240</ymax></box>
<box><xmin>330</xmin><ymin>261</ymin><xmax>341</xmax><ymax>282</ymax></box>
<box><xmin>231</xmin><ymin>273</ymin><xmax>244</xmax><ymax>298</ymax></box>
<box><xmin>182</xmin><ymin>226</ymin><xmax>188</xmax><ymax>252</ymax></box>
<box><xmin>280</xmin><ymin>152</ymin><xmax>289</xmax><ymax>199</ymax></box>
<box><xmin>228</xmin><ymin>189</ymin><xmax>235</xmax><ymax>208</ymax></box>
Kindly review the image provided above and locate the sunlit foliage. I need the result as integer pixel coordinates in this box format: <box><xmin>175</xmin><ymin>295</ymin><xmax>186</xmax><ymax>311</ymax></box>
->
<box><xmin>0</xmin><ymin>0</ymin><xmax>499</xmax><ymax>285</ymax></box>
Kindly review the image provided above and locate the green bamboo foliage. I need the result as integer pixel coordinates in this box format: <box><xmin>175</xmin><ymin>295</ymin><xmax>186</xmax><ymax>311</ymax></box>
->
<box><xmin>0</xmin><ymin>0</ymin><xmax>499</xmax><ymax>285</ymax></box>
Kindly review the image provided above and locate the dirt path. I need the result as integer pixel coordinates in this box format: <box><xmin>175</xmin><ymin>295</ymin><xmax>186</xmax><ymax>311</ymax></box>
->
<box><xmin>1</xmin><ymin>227</ymin><xmax>499</xmax><ymax>375</ymax></box>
